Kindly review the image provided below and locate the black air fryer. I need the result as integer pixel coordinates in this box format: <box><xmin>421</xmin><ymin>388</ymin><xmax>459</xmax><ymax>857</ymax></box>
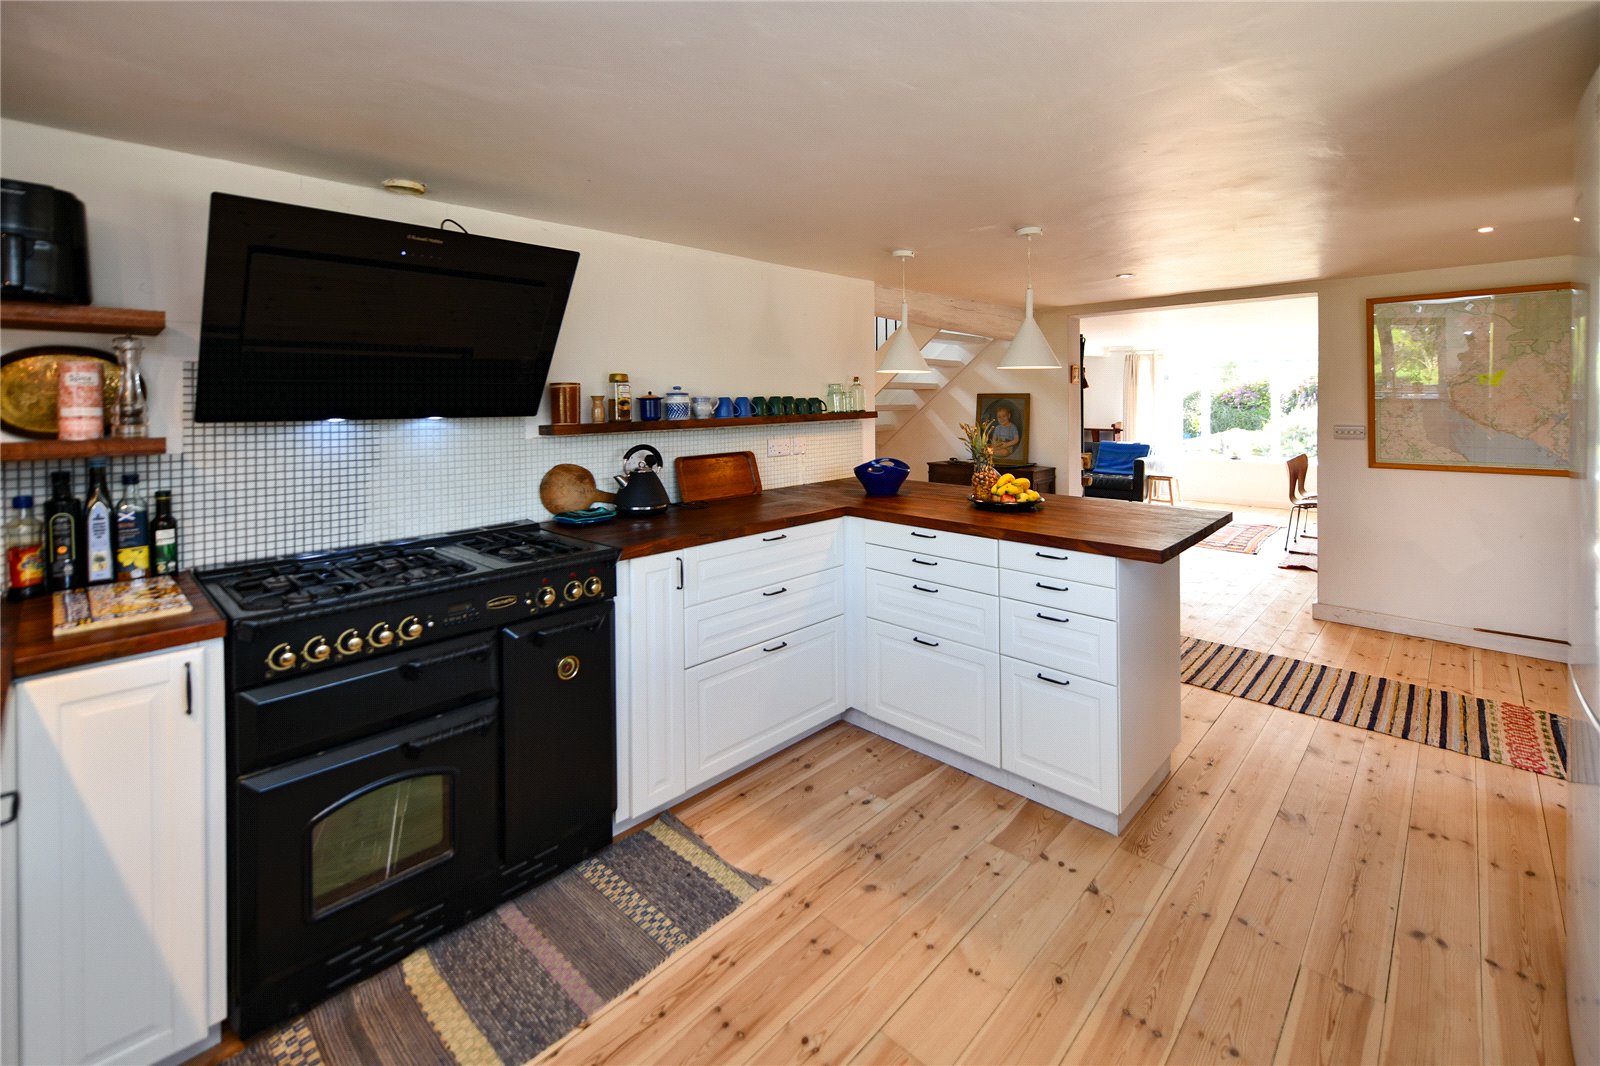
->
<box><xmin>1</xmin><ymin>179</ymin><xmax>90</xmax><ymax>304</ymax></box>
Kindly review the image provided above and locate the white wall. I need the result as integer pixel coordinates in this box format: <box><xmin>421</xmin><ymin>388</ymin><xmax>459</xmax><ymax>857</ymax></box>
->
<box><xmin>1082</xmin><ymin>353</ymin><xmax>1124</xmax><ymax>428</ymax></box>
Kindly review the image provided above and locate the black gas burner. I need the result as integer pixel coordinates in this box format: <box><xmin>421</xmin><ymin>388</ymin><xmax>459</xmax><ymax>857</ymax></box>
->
<box><xmin>456</xmin><ymin>529</ymin><xmax>587</xmax><ymax>564</ymax></box>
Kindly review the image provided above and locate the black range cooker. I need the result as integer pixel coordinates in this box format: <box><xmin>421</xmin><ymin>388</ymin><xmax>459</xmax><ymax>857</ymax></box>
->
<box><xmin>197</xmin><ymin>521</ymin><xmax>620</xmax><ymax>1036</ymax></box>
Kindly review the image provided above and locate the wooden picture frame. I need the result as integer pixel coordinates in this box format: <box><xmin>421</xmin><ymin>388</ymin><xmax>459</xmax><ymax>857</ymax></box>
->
<box><xmin>1367</xmin><ymin>283</ymin><xmax>1581</xmax><ymax>475</ymax></box>
<box><xmin>977</xmin><ymin>392</ymin><xmax>1030</xmax><ymax>465</ymax></box>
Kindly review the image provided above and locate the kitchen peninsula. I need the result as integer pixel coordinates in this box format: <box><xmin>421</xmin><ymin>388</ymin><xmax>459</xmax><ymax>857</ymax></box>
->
<box><xmin>577</xmin><ymin>479</ymin><xmax>1229</xmax><ymax>836</ymax></box>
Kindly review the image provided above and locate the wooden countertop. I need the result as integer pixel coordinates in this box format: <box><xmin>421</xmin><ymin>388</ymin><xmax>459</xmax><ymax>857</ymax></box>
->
<box><xmin>1</xmin><ymin>573</ymin><xmax>228</xmax><ymax>717</ymax></box>
<box><xmin>561</xmin><ymin>479</ymin><xmax>1232</xmax><ymax>564</ymax></box>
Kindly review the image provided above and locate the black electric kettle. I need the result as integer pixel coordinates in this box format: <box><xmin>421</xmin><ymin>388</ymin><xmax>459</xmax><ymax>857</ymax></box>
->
<box><xmin>614</xmin><ymin>445</ymin><xmax>671</xmax><ymax>515</ymax></box>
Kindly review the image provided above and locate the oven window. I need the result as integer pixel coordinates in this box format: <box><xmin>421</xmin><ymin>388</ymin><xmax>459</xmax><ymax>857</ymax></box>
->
<box><xmin>310</xmin><ymin>774</ymin><xmax>454</xmax><ymax>916</ymax></box>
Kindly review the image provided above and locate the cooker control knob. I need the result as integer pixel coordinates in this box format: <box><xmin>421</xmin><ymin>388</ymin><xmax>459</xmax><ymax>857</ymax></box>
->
<box><xmin>535</xmin><ymin>586</ymin><xmax>558</xmax><ymax>609</ymax></box>
<box><xmin>336</xmin><ymin>628</ymin><xmax>364</xmax><ymax>655</ymax></box>
<box><xmin>563</xmin><ymin>580</ymin><xmax>584</xmax><ymax>602</ymax></box>
<box><xmin>302</xmin><ymin>637</ymin><xmax>332</xmax><ymax>663</ymax></box>
<box><xmin>584</xmin><ymin>576</ymin><xmax>605</xmax><ymax>598</ymax></box>
<box><xmin>369</xmin><ymin>623</ymin><xmax>396</xmax><ymax>648</ymax></box>
<box><xmin>267</xmin><ymin>643</ymin><xmax>297</xmax><ymax>672</ymax></box>
<box><xmin>398</xmin><ymin>616</ymin><xmax>424</xmax><ymax>641</ymax></box>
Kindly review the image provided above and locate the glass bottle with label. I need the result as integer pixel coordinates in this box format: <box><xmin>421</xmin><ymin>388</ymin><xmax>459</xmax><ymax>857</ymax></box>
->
<box><xmin>5</xmin><ymin>495</ymin><xmax>46</xmax><ymax>600</ymax></box>
<box><xmin>43</xmin><ymin>471</ymin><xmax>83</xmax><ymax>591</ymax></box>
<box><xmin>151</xmin><ymin>490</ymin><xmax>179</xmax><ymax>576</ymax></box>
<box><xmin>114</xmin><ymin>473</ymin><xmax>150</xmax><ymax>581</ymax></box>
<box><xmin>84</xmin><ymin>456</ymin><xmax>116</xmax><ymax>584</ymax></box>
<box><xmin>609</xmin><ymin>372</ymin><xmax>632</xmax><ymax>422</ymax></box>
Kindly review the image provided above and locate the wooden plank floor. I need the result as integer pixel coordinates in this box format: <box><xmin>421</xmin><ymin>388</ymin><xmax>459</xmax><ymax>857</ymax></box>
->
<box><xmin>537</xmin><ymin>506</ymin><xmax>1572</xmax><ymax>1066</ymax></box>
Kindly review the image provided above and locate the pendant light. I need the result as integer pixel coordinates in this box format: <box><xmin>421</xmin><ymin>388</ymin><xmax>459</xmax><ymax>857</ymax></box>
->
<box><xmin>998</xmin><ymin>226</ymin><xmax>1062</xmax><ymax>370</ymax></box>
<box><xmin>877</xmin><ymin>249</ymin><xmax>933</xmax><ymax>376</ymax></box>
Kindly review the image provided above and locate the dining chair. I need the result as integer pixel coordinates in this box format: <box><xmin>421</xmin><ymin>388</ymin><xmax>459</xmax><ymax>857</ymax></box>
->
<box><xmin>1285</xmin><ymin>453</ymin><xmax>1317</xmax><ymax>549</ymax></box>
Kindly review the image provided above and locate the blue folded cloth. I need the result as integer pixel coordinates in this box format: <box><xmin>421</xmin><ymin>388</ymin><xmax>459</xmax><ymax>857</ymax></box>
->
<box><xmin>1093</xmin><ymin>441</ymin><xmax>1150</xmax><ymax>476</ymax></box>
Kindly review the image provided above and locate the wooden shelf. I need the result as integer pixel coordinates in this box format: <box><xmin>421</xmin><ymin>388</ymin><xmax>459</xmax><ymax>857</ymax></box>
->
<box><xmin>1</xmin><ymin>302</ymin><xmax>166</xmax><ymax>336</ymax></box>
<box><xmin>537</xmin><ymin>411</ymin><xmax>877</xmax><ymax>436</ymax></box>
<box><xmin>1</xmin><ymin>437</ymin><xmax>167</xmax><ymax>463</ymax></box>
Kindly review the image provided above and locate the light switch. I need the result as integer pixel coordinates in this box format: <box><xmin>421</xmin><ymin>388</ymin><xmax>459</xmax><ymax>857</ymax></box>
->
<box><xmin>1332</xmin><ymin>424</ymin><xmax>1366</xmax><ymax>439</ymax></box>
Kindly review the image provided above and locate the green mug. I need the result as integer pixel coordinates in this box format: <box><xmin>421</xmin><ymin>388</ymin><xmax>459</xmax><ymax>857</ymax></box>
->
<box><xmin>781</xmin><ymin>396</ymin><xmax>796</xmax><ymax>415</ymax></box>
<box><xmin>750</xmin><ymin>397</ymin><xmax>768</xmax><ymax>416</ymax></box>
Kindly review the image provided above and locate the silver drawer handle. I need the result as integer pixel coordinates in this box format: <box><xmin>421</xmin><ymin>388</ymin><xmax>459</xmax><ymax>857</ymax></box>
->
<box><xmin>762</xmin><ymin>533</ymin><xmax>787</xmax><ymax>542</ymax></box>
<box><xmin>911</xmin><ymin>531</ymin><xmax>937</xmax><ymax>539</ymax></box>
<box><xmin>1036</xmin><ymin>581</ymin><xmax>1069</xmax><ymax>592</ymax></box>
<box><xmin>1037</xmin><ymin>672</ymin><xmax>1071</xmax><ymax>686</ymax></box>
<box><xmin>762</xmin><ymin>587</ymin><xmax>788</xmax><ymax>597</ymax></box>
<box><xmin>763</xmin><ymin>641</ymin><xmax>788</xmax><ymax>653</ymax></box>
<box><xmin>911</xmin><ymin>557</ymin><xmax>938</xmax><ymax>566</ymax></box>
<box><xmin>911</xmin><ymin>583</ymin><xmax>939</xmax><ymax>594</ymax></box>
<box><xmin>1036</xmin><ymin>611</ymin><xmax>1070</xmax><ymax>623</ymax></box>
<box><xmin>1035</xmin><ymin>551</ymin><xmax>1069</xmax><ymax>560</ymax></box>
<box><xmin>912</xmin><ymin>636</ymin><xmax>941</xmax><ymax>647</ymax></box>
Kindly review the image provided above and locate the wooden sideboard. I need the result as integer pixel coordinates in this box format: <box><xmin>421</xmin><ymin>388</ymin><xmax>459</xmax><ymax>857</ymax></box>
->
<box><xmin>926</xmin><ymin>460</ymin><xmax>1056</xmax><ymax>495</ymax></box>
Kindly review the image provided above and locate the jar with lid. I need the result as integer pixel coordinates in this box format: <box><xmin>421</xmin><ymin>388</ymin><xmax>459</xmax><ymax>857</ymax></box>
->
<box><xmin>608</xmin><ymin>372</ymin><xmax>633</xmax><ymax>422</ymax></box>
<box><xmin>664</xmin><ymin>386</ymin><xmax>691</xmax><ymax>421</ymax></box>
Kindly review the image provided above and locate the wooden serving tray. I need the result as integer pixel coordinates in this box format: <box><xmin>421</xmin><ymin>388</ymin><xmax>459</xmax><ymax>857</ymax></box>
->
<box><xmin>675</xmin><ymin>450</ymin><xmax>762</xmax><ymax>504</ymax></box>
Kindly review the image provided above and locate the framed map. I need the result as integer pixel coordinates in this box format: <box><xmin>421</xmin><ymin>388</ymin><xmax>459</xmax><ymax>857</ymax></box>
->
<box><xmin>1368</xmin><ymin>283</ymin><xmax>1581</xmax><ymax>475</ymax></box>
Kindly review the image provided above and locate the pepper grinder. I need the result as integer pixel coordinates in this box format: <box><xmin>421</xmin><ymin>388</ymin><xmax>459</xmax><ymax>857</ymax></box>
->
<box><xmin>110</xmin><ymin>335</ymin><xmax>148</xmax><ymax>438</ymax></box>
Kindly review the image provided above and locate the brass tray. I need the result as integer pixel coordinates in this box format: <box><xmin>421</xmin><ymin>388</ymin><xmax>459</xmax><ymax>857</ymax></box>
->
<box><xmin>1</xmin><ymin>346</ymin><xmax>120</xmax><ymax>439</ymax></box>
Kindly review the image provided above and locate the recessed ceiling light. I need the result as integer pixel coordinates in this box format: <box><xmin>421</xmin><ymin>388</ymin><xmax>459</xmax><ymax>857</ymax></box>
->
<box><xmin>382</xmin><ymin>178</ymin><xmax>428</xmax><ymax>196</ymax></box>
<box><xmin>1114</xmin><ymin>272</ymin><xmax>1135</xmax><ymax>279</ymax></box>
<box><xmin>1576</xmin><ymin>216</ymin><xmax>1584</xmax><ymax>222</ymax></box>
<box><xmin>1476</xmin><ymin>225</ymin><xmax>1495</xmax><ymax>233</ymax></box>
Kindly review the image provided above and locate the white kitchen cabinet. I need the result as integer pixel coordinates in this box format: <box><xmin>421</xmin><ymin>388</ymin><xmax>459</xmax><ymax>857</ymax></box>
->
<box><xmin>683</xmin><ymin>567</ymin><xmax>845</xmax><ymax>667</ymax></box>
<box><xmin>863</xmin><ymin>569</ymin><xmax>999</xmax><ymax>651</ymax></box>
<box><xmin>685</xmin><ymin>617</ymin><xmax>846</xmax><ymax>785</ymax></box>
<box><xmin>616</xmin><ymin>553</ymin><xmax>686</xmax><ymax>820</ymax></box>
<box><xmin>863</xmin><ymin>522</ymin><xmax>998</xmax><ymax>567</ymax></box>
<box><xmin>11</xmin><ymin>641</ymin><xmax>225</xmax><ymax>1066</ymax></box>
<box><xmin>864</xmin><ymin>618</ymin><xmax>999</xmax><ymax>763</ymax></box>
<box><xmin>681</xmin><ymin>520</ymin><xmax>842</xmax><ymax>606</ymax></box>
<box><xmin>998</xmin><ymin>600</ymin><xmax>1119</xmax><ymax>685</ymax></box>
<box><xmin>863</xmin><ymin>543</ymin><xmax>998</xmax><ymax>596</ymax></box>
<box><xmin>1000</xmin><ymin>656</ymin><xmax>1118</xmax><ymax>809</ymax></box>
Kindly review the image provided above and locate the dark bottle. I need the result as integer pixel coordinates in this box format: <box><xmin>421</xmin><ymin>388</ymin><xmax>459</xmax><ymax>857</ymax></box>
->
<box><xmin>114</xmin><ymin>473</ymin><xmax>150</xmax><ymax>581</ymax></box>
<box><xmin>83</xmin><ymin>457</ymin><xmax>116</xmax><ymax>585</ymax></box>
<box><xmin>151</xmin><ymin>490</ymin><xmax>178</xmax><ymax>576</ymax></box>
<box><xmin>43</xmin><ymin>470</ymin><xmax>84</xmax><ymax>591</ymax></box>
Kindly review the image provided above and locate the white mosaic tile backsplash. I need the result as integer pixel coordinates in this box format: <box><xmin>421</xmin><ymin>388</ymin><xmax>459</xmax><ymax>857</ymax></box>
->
<box><xmin>1</xmin><ymin>365</ymin><xmax>868</xmax><ymax>571</ymax></box>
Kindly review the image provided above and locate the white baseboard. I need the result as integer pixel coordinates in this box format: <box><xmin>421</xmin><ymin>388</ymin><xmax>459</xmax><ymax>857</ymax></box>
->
<box><xmin>1310</xmin><ymin>601</ymin><xmax>1571</xmax><ymax>663</ymax></box>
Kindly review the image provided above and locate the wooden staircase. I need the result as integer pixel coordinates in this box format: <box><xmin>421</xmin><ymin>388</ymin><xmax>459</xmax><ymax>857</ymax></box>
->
<box><xmin>873</xmin><ymin>330</ymin><xmax>991</xmax><ymax>451</ymax></box>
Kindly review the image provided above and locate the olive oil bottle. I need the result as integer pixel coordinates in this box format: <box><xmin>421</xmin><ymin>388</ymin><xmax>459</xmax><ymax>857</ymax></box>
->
<box><xmin>84</xmin><ymin>457</ymin><xmax>116</xmax><ymax>585</ymax></box>
<box><xmin>151</xmin><ymin>490</ymin><xmax>179</xmax><ymax>576</ymax></box>
<box><xmin>43</xmin><ymin>470</ymin><xmax>83</xmax><ymax>591</ymax></box>
<box><xmin>114</xmin><ymin>473</ymin><xmax>150</xmax><ymax>581</ymax></box>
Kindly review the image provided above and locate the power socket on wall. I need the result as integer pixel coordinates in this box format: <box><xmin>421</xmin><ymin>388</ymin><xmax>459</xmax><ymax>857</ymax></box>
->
<box><xmin>766</xmin><ymin>436</ymin><xmax>806</xmax><ymax>457</ymax></box>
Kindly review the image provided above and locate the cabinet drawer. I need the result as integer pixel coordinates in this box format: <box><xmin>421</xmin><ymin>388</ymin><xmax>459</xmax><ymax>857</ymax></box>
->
<box><xmin>864</xmin><ymin>619</ymin><xmax>999</xmax><ymax>762</ymax></box>
<box><xmin>684</xmin><ymin>520</ymin><xmax>843</xmax><ymax>605</ymax></box>
<box><xmin>864</xmin><ymin>521</ymin><xmax>998</xmax><ymax>567</ymax></box>
<box><xmin>865</xmin><ymin>569</ymin><xmax>998</xmax><ymax>651</ymax></box>
<box><xmin>684</xmin><ymin>617</ymin><xmax>846</xmax><ymax>785</ymax></box>
<box><xmin>685</xmin><ymin>567</ymin><xmax>844</xmax><ymax>667</ymax></box>
<box><xmin>865</xmin><ymin>543</ymin><xmax>997</xmax><ymax>596</ymax></box>
<box><xmin>1000</xmin><ymin>656</ymin><xmax>1118</xmax><ymax>809</ymax></box>
<box><xmin>998</xmin><ymin>541</ymin><xmax>1116</xmax><ymax>588</ymax></box>
<box><xmin>999</xmin><ymin>599</ymin><xmax>1118</xmax><ymax>684</ymax></box>
<box><xmin>999</xmin><ymin>569</ymin><xmax>1117</xmax><ymax>622</ymax></box>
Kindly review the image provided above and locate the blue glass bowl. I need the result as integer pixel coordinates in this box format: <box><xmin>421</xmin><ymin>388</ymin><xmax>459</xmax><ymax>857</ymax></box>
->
<box><xmin>854</xmin><ymin>457</ymin><xmax>910</xmax><ymax>496</ymax></box>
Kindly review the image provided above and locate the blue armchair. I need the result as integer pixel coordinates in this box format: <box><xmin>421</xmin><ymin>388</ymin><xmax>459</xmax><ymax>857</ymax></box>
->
<box><xmin>1082</xmin><ymin>441</ymin><xmax>1151</xmax><ymax>502</ymax></box>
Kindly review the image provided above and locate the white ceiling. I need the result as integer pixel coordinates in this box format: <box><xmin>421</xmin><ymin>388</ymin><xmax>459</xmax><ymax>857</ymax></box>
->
<box><xmin>2</xmin><ymin>2</ymin><xmax>1597</xmax><ymax>308</ymax></box>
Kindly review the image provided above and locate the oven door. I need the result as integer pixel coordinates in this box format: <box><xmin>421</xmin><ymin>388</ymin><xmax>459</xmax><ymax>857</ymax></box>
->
<box><xmin>232</xmin><ymin>699</ymin><xmax>499</xmax><ymax>1032</ymax></box>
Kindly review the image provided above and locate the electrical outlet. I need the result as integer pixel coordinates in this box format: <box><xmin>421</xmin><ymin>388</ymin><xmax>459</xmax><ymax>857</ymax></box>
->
<box><xmin>766</xmin><ymin>437</ymin><xmax>790</xmax><ymax>457</ymax></box>
<box><xmin>1332</xmin><ymin>424</ymin><xmax>1366</xmax><ymax>439</ymax></box>
<box><xmin>794</xmin><ymin>436</ymin><xmax>808</xmax><ymax>455</ymax></box>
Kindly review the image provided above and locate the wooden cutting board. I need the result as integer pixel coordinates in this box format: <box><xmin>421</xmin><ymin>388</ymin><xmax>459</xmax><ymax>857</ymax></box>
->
<box><xmin>675</xmin><ymin>451</ymin><xmax>762</xmax><ymax>504</ymax></box>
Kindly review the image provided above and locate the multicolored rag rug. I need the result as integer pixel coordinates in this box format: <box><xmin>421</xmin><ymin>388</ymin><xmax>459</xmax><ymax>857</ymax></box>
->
<box><xmin>230</xmin><ymin>813</ymin><xmax>767</xmax><ymax>1066</ymax></box>
<box><xmin>1181</xmin><ymin>637</ymin><xmax>1568</xmax><ymax>778</ymax></box>
<box><xmin>1198</xmin><ymin>523</ymin><xmax>1280</xmax><ymax>555</ymax></box>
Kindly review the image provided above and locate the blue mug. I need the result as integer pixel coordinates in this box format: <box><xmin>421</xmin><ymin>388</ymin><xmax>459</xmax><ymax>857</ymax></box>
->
<box><xmin>715</xmin><ymin>396</ymin><xmax>735</xmax><ymax>418</ymax></box>
<box><xmin>734</xmin><ymin>396</ymin><xmax>753</xmax><ymax>417</ymax></box>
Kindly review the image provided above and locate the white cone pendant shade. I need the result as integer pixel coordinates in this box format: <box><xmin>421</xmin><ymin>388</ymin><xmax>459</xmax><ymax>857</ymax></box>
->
<box><xmin>877</xmin><ymin>250</ymin><xmax>932</xmax><ymax>375</ymax></box>
<box><xmin>999</xmin><ymin>226</ymin><xmax>1062</xmax><ymax>370</ymax></box>
<box><xmin>998</xmin><ymin>286</ymin><xmax>1062</xmax><ymax>369</ymax></box>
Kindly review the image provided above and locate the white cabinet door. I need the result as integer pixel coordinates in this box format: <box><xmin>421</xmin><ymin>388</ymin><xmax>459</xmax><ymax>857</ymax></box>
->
<box><xmin>16</xmin><ymin>645</ymin><xmax>213</xmax><ymax>1066</ymax></box>
<box><xmin>864</xmin><ymin>619</ymin><xmax>999</xmax><ymax>763</ymax></box>
<box><xmin>999</xmin><ymin>599</ymin><xmax>1119</xmax><ymax>684</ymax></box>
<box><xmin>864</xmin><ymin>569</ymin><xmax>999</xmax><ymax>651</ymax></box>
<box><xmin>998</xmin><ymin>541</ymin><xmax>1117</xmax><ymax>587</ymax></box>
<box><xmin>682</xmin><ymin>520</ymin><xmax>842</xmax><ymax>606</ymax></box>
<box><xmin>683</xmin><ymin>567</ymin><xmax>845</xmax><ymax>667</ymax></box>
<box><xmin>863</xmin><ymin>522</ymin><xmax>998</xmax><ymax>567</ymax></box>
<box><xmin>685</xmin><ymin>617</ymin><xmax>846</xmax><ymax>787</ymax></box>
<box><xmin>620</xmin><ymin>553</ymin><xmax>686</xmax><ymax>819</ymax></box>
<box><xmin>1000</xmin><ymin>656</ymin><xmax>1119</xmax><ymax>809</ymax></box>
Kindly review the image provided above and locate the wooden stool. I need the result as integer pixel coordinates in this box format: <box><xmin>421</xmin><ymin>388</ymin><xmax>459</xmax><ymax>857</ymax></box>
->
<box><xmin>1146</xmin><ymin>474</ymin><xmax>1178</xmax><ymax>504</ymax></box>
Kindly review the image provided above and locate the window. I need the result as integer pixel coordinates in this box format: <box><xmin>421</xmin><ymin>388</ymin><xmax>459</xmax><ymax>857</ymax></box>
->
<box><xmin>1177</xmin><ymin>350</ymin><xmax>1318</xmax><ymax>460</ymax></box>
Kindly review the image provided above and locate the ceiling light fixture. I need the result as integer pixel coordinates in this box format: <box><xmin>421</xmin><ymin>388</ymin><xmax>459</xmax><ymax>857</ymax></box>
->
<box><xmin>382</xmin><ymin>178</ymin><xmax>428</xmax><ymax>196</ymax></box>
<box><xmin>1476</xmin><ymin>225</ymin><xmax>1495</xmax><ymax>233</ymax></box>
<box><xmin>876</xmin><ymin>250</ymin><xmax>933</xmax><ymax>376</ymax></box>
<box><xmin>998</xmin><ymin>226</ymin><xmax>1062</xmax><ymax>370</ymax></box>
<box><xmin>1115</xmin><ymin>272</ymin><xmax>1135</xmax><ymax>279</ymax></box>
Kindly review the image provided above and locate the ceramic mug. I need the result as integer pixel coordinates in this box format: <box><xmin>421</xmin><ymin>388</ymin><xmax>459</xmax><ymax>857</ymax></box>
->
<box><xmin>734</xmin><ymin>396</ymin><xmax>754</xmax><ymax>417</ymax></box>
<box><xmin>781</xmin><ymin>395</ymin><xmax>796</xmax><ymax>415</ymax></box>
<box><xmin>692</xmin><ymin>395</ymin><xmax>714</xmax><ymax>419</ymax></box>
<box><xmin>715</xmin><ymin>396</ymin><xmax>735</xmax><ymax>418</ymax></box>
<box><xmin>750</xmin><ymin>397</ymin><xmax>768</xmax><ymax>416</ymax></box>
<box><xmin>808</xmin><ymin>397</ymin><xmax>826</xmax><ymax>414</ymax></box>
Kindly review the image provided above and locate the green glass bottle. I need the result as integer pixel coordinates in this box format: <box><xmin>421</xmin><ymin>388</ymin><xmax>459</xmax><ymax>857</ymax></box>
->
<box><xmin>151</xmin><ymin>491</ymin><xmax>179</xmax><ymax>576</ymax></box>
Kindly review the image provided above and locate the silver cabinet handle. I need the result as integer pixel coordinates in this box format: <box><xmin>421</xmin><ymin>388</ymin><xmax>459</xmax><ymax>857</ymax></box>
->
<box><xmin>1037</xmin><ymin>672</ymin><xmax>1071</xmax><ymax>686</ymax></box>
<box><xmin>1035</xmin><ymin>551</ymin><xmax>1069</xmax><ymax>560</ymax></box>
<box><xmin>1036</xmin><ymin>581</ymin><xmax>1069</xmax><ymax>592</ymax></box>
<box><xmin>763</xmin><ymin>641</ymin><xmax>788</xmax><ymax>653</ymax></box>
<box><xmin>762</xmin><ymin>587</ymin><xmax>788</xmax><ymax>597</ymax></box>
<box><xmin>912</xmin><ymin>636</ymin><xmax>940</xmax><ymax>647</ymax></box>
<box><xmin>911</xmin><ymin>584</ymin><xmax>939</xmax><ymax>594</ymax></box>
<box><xmin>1036</xmin><ymin>611</ymin><xmax>1070</xmax><ymax>623</ymax></box>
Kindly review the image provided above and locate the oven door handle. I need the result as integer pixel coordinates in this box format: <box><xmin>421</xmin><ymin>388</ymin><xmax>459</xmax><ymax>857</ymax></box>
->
<box><xmin>520</xmin><ymin>613</ymin><xmax>607</xmax><ymax>645</ymax></box>
<box><xmin>399</xmin><ymin>643</ymin><xmax>494</xmax><ymax>681</ymax></box>
<box><xmin>402</xmin><ymin>713</ymin><xmax>497</xmax><ymax>757</ymax></box>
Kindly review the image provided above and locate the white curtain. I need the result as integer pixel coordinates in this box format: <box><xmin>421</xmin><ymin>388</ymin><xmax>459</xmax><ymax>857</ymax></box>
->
<box><xmin>1121</xmin><ymin>349</ymin><xmax>1161</xmax><ymax>443</ymax></box>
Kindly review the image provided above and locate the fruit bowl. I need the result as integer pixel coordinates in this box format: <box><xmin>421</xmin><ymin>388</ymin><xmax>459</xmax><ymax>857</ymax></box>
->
<box><xmin>969</xmin><ymin>495</ymin><xmax>1042</xmax><ymax>512</ymax></box>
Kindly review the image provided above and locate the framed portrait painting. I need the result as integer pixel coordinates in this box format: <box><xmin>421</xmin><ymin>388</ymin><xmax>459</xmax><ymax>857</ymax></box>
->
<box><xmin>977</xmin><ymin>393</ymin><xmax>1030</xmax><ymax>465</ymax></box>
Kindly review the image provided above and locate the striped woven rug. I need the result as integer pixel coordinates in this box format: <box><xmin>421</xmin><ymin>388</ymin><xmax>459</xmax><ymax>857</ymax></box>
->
<box><xmin>231</xmin><ymin>813</ymin><xmax>767</xmax><ymax>1066</ymax></box>
<box><xmin>1181</xmin><ymin>637</ymin><xmax>1569</xmax><ymax>779</ymax></box>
